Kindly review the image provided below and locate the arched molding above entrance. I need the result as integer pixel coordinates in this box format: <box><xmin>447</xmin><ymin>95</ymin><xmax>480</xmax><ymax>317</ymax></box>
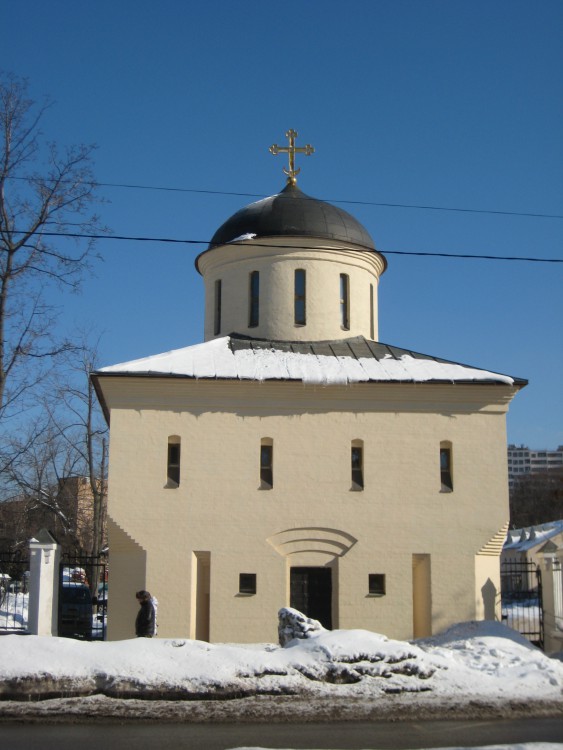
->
<box><xmin>267</xmin><ymin>526</ymin><xmax>357</xmax><ymax>559</ymax></box>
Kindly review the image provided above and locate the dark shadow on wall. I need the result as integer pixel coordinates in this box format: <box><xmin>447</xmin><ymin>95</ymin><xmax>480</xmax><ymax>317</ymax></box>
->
<box><xmin>481</xmin><ymin>577</ymin><xmax>498</xmax><ymax>621</ymax></box>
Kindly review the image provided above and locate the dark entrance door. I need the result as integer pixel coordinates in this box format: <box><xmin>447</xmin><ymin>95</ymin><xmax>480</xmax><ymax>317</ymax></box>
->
<box><xmin>290</xmin><ymin>567</ymin><xmax>332</xmax><ymax>629</ymax></box>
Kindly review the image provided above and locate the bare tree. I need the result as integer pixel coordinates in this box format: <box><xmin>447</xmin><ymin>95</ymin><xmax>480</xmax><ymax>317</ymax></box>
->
<box><xmin>510</xmin><ymin>470</ymin><xmax>563</xmax><ymax>527</ymax></box>
<box><xmin>2</xmin><ymin>340</ymin><xmax>108</xmax><ymax>556</ymax></box>
<box><xmin>48</xmin><ymin>341</ymin><xmax>108</xmax><ymax>558</ymax></box>
<box><xmin>0</xmin><ymin>71</ymin><xmax>103</xmax><ymax>431</ymax></box>
<box><xmin>2</xmin><ymin>423</ymin><xmax>86</xmax><ymax>552</ymax></box>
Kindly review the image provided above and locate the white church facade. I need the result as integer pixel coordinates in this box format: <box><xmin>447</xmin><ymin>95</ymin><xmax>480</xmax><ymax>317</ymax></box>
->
<box><xmin>93</xmin><ymin>132</ymin><xmax>526</xmax><ymax>642</ymax></box>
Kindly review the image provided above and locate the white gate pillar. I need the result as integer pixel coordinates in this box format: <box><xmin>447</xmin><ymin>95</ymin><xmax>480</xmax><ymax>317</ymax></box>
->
<box><xmin>539</xmin><ymin>549</ymin><xmax>563</xmax><ymax>655</ymax></box>
<box><xmin>27</xmin><ymin>529</ymin><xmax>61</xmax><ymax>636</ymax></box>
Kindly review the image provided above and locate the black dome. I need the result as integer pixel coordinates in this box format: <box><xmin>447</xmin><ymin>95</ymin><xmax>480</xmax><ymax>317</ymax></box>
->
<box><xmin>207</xmin><ymin>183</ymin><xmax>376</xmax><ymax>251</ymax></box>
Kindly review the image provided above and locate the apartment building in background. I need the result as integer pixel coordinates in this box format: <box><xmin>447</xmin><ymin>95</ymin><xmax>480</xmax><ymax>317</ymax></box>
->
<box><xmin>508</xmin><ymin>445</ymin><xmax>563</xmax><ymax>489</ymax></box>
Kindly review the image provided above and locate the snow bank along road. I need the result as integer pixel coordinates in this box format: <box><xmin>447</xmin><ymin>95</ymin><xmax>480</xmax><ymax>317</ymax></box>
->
<box><xmin>0</xmin><ymin>621</ymin><xmax>561</xmax><ymax>722</ymax></box>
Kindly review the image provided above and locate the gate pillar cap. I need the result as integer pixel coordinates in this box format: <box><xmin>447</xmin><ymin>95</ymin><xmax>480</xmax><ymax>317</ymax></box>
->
<box><xmin>29</xmin><ymin>528</ymin><xmax>58</xmax><ymax>545</ymax></box>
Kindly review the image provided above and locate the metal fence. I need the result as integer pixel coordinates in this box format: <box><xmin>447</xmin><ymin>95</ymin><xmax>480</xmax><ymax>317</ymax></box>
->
<box><xmin>0</xmin><ymin>549</ymin><xmax>108</xmax><ymax>640</ymax></box>
<box><xmin>0</xmin><ymin>550</ymin><xmax>30</xmax><ymax>633</ymax></box>
<box><xmin>59</xmin><ymin>553</ymin><xmax>108</xmax><ymax>641</ymax></box>
<box><xmin>500</xmin><ymin>559</ymin><xmax>544</xmax><ymax>649</ymax></box>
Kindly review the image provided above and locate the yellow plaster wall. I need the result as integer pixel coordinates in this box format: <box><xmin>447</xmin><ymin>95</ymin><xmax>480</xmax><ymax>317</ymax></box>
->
<box><xmin>101</xmin><ymin>377</ymin><xmax>514</xmax><ymax>643</ymax></box>
<box><xmin>105</xmin><ymin>518</ymin><xmax>148</xmax><ymax>640</ymax></box>
<box><xmin>475</xmin><ymin>554</ymin><xmax>502</xmax><ymax>622</ymax></box>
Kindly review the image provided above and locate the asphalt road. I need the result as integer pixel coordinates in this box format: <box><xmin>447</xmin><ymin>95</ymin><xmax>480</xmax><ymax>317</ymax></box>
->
<box><xmin>0</xmin><ymin>717</ymin><xmax>562</xmax><ymax>749</ymax></box>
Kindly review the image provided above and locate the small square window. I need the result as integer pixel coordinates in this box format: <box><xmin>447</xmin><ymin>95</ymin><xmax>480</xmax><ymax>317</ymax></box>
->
<box><xmin>239</xmin><ymin>573</ymin><xmax>257</xmax><ymax>595</ymax></box>
<box><xmin>368</xmin><ymin>573</ymin><xmax>386</xmax><ymax>596</ymax></box>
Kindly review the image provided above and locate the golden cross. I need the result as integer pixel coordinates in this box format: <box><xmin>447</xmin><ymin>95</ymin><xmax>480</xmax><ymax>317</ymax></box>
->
<box><xmin>269</xmin><ymin>129</ymin><xmax>314</xmax><ymax>185</ymax></box>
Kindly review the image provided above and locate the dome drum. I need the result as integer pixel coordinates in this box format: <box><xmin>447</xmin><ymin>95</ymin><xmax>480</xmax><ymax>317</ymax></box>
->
<box><xmin>201</xmin><ymin>238</ymin><xmax>384</xmax><ymax>343</ymax></box>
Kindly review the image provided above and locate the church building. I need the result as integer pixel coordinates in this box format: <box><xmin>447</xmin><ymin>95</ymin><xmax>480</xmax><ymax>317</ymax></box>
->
<box><xmin>93</xmin><ymin>131</ymin><xmax>526</xmax><ymax>642</ymax></box>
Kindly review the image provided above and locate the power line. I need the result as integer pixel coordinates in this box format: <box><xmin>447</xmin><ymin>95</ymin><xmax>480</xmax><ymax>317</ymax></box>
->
<box><xmin>73</xmin><ymin>181</ymin><xmax>563</xmax><ymax>220</ymax></box>
<box><xmin>95</xmin><ymin>181</ymin><xmax>563</xmax><ymax>219</ymax></box>
<box><xmin>11</xmin><ymin>229</ymin><xmax>563</xmax><ymax>264</ymax></box>
<box><xmin>8</xmin><ymin>175</ymin><xmax>563</xmax><ymax>220</ymax></box>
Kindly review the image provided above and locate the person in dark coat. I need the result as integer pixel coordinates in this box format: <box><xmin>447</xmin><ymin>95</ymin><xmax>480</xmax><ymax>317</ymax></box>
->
<box><xmin>135</xmin><ymin>590</ymin><xmax>156</xmax><ymax>637</ymax></box>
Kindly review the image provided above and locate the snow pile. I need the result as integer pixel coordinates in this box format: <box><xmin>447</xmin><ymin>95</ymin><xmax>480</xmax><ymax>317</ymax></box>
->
<box><xmin>417</xmin><ymin>621</ymin><xmax>563</xmax><ymax>701</ymax></box>
<box><xmin>281</xmin><ymin>628</ymin><xmax>436</xmax><ymax>688</ymax></box>
<box><xmin>0</xmin><ymin>621</ymin><xmax>561</xmax><ymax>713</ymax></box>
<box><xmin>0</xmin><ymin>629</ymin><xmax>437</xmax><ymax>701</ymax></box>
<box><xmin>278</xmin><ymin>607</ymin><xmax>325</xmax><ymax>646</ymax></box>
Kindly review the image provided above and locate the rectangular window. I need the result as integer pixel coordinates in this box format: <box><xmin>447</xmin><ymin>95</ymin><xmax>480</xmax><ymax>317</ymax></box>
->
<box><xmin>294</xmin><ymin>269</ymin><xmax>306</xmax><ymax>326</ymax></box>
<box><xmin>370</xmin><ymin>284</ymin><xmax>374</xmax><ymax>340</ymax></box>
<box><xmin>239</xmin><ymin>573</ymin><xmax>257</xmax><ymax>595</ymax></box>
<box><xmin>368</xmin><ymin>574</ymin><xmax>386</xmax><ymax>596</ymax></box>
<box><xmin>167</xmin><ymin>442</ymin><xmax>180</xmax><ymax>487</ymax></box>
<box><xmin>440</xmin><ymin>447</ymin><xmax>453</xmax><ymax>492</ymax></box>
<box><xmin>260</xmin><ymin>443</ymin><xmax>273</xmax><ymax>489</ymax></box>
<box><xmin>340</xmin><ymin>273</ymin><xmax>350</xmax><ymax>330</ymax></box>
<box><xmin>249</xmin><ymin>271</ymin><xmax>259</xmax><ymax>327</ymax></box>
<box><xmin>351</xmin><ymin>445</ymin><xmax>364</xmax><ymax>490</ymax></box>
<box><xmin>214</xmin><ymin>279</ymin><xmax>222</xmax><ymax>336</ymax></box>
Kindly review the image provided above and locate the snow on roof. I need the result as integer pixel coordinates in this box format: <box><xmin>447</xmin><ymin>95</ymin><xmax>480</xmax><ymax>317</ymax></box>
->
<box><xmin>97</xmin><ymin>335</ymin><xmax>520</xmax><ymax>387</ymax></box>
<box><xmin>504</xmin><ymin>520</ymin><xmax>563</xmax><ymax>552</ymax></box>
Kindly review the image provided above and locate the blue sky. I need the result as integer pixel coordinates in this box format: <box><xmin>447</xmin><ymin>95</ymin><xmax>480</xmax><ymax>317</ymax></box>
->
<box><xmin>3</xmin><ymin>0</ymin><xmax>562</xmax><ymax>448</ymax></box>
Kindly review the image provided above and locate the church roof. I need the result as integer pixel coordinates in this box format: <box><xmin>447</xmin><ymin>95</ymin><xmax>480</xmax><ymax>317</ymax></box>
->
<box><xmin>96</xmin><ymin>335</ymin><xmax>526</xmax><ymax>388</ymax></box>
<box><xmin>203</xmin><ymin>183</ymin><xmax>377</xmax><ymax>256</ymax></box>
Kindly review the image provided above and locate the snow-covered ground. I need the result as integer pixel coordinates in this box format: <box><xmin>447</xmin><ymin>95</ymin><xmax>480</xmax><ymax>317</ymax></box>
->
<box><xmin>0</xmin><ymin>620</ymin><xmax>562</xmax><ymax>723</ymax></box>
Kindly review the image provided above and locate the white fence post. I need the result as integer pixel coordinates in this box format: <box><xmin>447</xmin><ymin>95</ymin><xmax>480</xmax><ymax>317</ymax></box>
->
<box><xmin>555</xmin><ymin>549</ymin><xmax>563</xmax><ymax>633</ymax></box>
<box><xmin>27</xmin><ymin>529</ymin><xmax>61</xmax><ymax>636</ymax></box>
<box><xmin>539</xmin><ymin>550</ymin><xmax>563</xmax><ymax>655</ymax></box>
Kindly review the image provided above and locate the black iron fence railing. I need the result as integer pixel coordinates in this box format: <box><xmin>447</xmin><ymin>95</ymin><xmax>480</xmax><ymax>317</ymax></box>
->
<box><xmin>500</xmin><ymin>559</ymin><xmax>544</xmax><ymax>650</ymax></box>
<box><xmin>0</xmin><ymin>550</ymin><xmax>30</xmax><ymax>632</ymax></box>
<box><xmin>59</xmin><ymin>553</ymin><xmax>108</xmax><ymax>641</ymax></box>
